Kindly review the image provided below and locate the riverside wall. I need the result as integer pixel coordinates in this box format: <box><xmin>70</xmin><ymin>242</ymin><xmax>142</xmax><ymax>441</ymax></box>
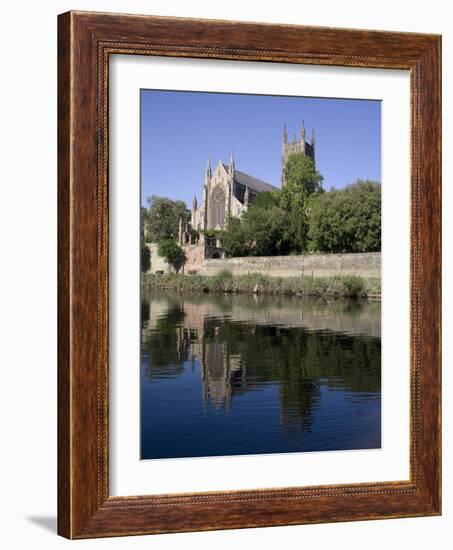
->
<box><xmin>147</xmin><ymin>242</ymin><xmax>381</xmax><ymax>279</ymax></box>
<box><xmin>147</xmin><ymin>242</ymin><xmax>210</xmax><ymax>274</ymax></box>
<box><xmin>147</xmin><ymin>243</ymin><xmax>172</xmax><ymax>274</ymax></box>
<box><xmin>201</xmin><ymin>252</ymin><xmax>381</xmax><ymax>279</ymax></box>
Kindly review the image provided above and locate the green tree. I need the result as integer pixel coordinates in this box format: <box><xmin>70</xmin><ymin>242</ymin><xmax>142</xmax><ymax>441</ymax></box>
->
<box><xmin>219</xmin><ymin>217</ymin><xmax>249</xmax><ymax>257</ymax></box>
<box><xmin>250</xmin><ymin>191</ymin><xmax>279</xmax><ymax>210</ymax></box>
<box><xmin>308</xmin><ymin>180</ymin><xmax>381</xmax><ymax>253</ymax></box>
<box><xmin>141</xmin><ymin>240</ymin><xmax>150</xmax><ymax>272</ymax></box>
<box><xmin>283</xmin><ymin>153</ymin><xmax>323</xmax><ymax>195</ymax></box>
<box><xmin>278</xmin><ymin>182</ymin><xmax>310</xmax><ymax>253</ymax></box>
<box><xmin>146</xmin><ymin>196</ymin><xmax>190</xmax><ymax>242</ymax></box>
<box><xmin>158</xmin><ymin>239</ymin><xmax>185</xmax><ymax>271</ymax></box>
<box><xmin>141</xmin><ymin>206</ymin><xmax>150</xmax><ymax>242</ymax></box>
<box><xmin>242</xmin><ymin>205</ymin><xmax>291</xmax><ymax>256</ymax></box>
<box><xmin>220</xmin><ymin>203</ymin><xmax>293</xmax><ymax>258</ymax></box>
<box><xmin>278</xmin><ymin>154</ymin><xmax>324</xmax><ymax>252</ymax></box>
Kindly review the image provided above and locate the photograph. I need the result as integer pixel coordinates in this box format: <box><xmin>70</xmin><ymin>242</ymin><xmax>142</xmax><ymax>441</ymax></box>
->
<box><xmin>140</xmin><ymin>90</ymin><xmax>382</xmax><ymax>460</ymax></box>
<box><xmin>0</xmin><ymin>3</ymin><xmax>441</xmax><ymax>544</ymax></box>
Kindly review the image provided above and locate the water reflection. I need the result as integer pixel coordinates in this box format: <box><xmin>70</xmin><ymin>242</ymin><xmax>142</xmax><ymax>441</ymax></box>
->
<box><xmin>141</xmin><ymin>292</ymin><xmax>381</xmax><ymax>459</ymax></box>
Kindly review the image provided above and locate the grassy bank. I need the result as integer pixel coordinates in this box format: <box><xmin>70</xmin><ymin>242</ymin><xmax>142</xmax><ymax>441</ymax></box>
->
<box><xmin>142</xmin><ymin>270</ymin><xmax>381</xmax><ymax>299</ymax></box>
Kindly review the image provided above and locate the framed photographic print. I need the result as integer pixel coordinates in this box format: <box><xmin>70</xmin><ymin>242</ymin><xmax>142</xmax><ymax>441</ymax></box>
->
<box><xmin>58</xmin><ymin>11</ymin><xmax>441</xmax><ymax>538</ymax></box>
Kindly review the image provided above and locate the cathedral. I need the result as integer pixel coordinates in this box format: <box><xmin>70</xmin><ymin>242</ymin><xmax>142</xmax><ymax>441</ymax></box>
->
<box><xmin>170</xmin><ymin>121</ymin><xmax>316</xmax><ymax>267</ymax></box>
<box><xmin>190</xmin><ymin>121</ymin><xmax>316</xmax><ymax>232</ymax></box>
<box><xmin>190</xmin><ymin>153</ymin><xmax>277</xmax><ymax>232</ymax></box>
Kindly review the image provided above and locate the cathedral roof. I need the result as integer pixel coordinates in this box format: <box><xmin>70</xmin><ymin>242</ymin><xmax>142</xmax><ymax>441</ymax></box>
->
<box><xmin>221</xmin><ymin>164</ymin><xmax>278</xmax><ymax>193</ymax></box>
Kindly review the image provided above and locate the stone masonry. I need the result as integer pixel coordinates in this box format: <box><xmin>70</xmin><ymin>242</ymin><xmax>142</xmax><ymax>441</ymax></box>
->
<box><xmin>147</xmin><ymin>249</ymin><xmax>381</xmax><ymax>279</ymax></box>
<box><xmin>201</xmin><ymin>252</ymin><xmax>380</xmax><ymax>279</ymax></box>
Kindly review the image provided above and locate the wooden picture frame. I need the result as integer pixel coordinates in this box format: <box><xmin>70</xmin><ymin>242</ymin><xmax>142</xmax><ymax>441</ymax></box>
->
<box><xmin>58</xmin><ymin>10</ymin><xmax>441</xmax><ymax>539</ymax></box>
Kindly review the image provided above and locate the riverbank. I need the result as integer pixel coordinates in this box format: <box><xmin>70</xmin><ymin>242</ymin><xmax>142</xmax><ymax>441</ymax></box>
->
<box><xmin>142</xmin><ymin>271</ymin><xmax>381</xmax><ymax>299</ymax></box>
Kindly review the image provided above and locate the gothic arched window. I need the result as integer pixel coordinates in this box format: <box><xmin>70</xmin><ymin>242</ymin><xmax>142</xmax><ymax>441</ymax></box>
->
<box><xmin>210</xmin><ymin>186</ymin><xmax>226</xmax><ymax>228</ymax></box>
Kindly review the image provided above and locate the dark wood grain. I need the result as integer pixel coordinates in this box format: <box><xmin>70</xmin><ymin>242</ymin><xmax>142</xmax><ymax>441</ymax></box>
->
<box><xmin>57</xmin><ymin>10</ymin><xmax>441</xmax><ymax>539</ymax></box>
<box><xmin>57</xmin><ymin>11</ymin><xmax>71</xmax><ymax>538</ymax></box>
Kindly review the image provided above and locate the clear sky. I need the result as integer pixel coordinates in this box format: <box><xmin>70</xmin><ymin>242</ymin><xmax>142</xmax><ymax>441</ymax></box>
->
<box><xmin>141</xmin><ymin>89</ymin><xmax>381</xmax><ymax>208</ymax></box>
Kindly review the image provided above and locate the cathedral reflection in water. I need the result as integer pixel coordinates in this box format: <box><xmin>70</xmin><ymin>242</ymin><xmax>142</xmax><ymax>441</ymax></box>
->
<box><xmin>143</xmin><ymin>298</ymin><xmax>253</xmax><ymax>412</ymax></box>
<box><xmin>141</xmin><ymin>293</ymin><xmax>381</xmax><ymax>441</ymax></box>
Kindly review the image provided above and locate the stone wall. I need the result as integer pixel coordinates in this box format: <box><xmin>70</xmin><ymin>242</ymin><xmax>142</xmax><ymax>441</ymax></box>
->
<box><xmin>147</xmin><ymin>242</ymin><xmax>381</xmax><ymax>279</ymax></box>
<box><xmin>201</xmin><ymin>252</ymin><xmax>381</xmax><ymax>279</ymax></box>
<box><xmin>182</xmin><ymin>243</ymin><xmax>206</xmax><ymax>274</ymax></box>
<box><xmin>147</xmin><ymin>242</ymin><xmax>208</xmax><ymax>274</ymax></box>
<box><xmin>147</xmin><ymin>243</ymin><xmax>173</xmax><ymax>274</ymax></box>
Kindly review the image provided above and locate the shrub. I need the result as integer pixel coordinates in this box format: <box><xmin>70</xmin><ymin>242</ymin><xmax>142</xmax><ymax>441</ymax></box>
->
<box><xmin>210</xmin><ymin>269</ymin><xmax>234</xmax><ymax>291</ymax></box>
<box><xmin>341</xmin><ymin>275</ymin><xmax>365</xmax><ymax>297</ymax></box>
<box><xmin>142</xmin><ymin>272</ymin><xmax>380</xmax><ymax>299</ymax></box>
<box><xmin>158</xmin><ymin>239</ymin><xmax>185</xmax><ymax>271</ymax></box>
<box><xmin>141</xmin><ymin>241</ymin><xmax>150</xmax><ymax>272</ymax></box>
<box><xmin>215</xmin><ymin>269</ymin><xmax>234</xmax><ymax>281</ymax></box>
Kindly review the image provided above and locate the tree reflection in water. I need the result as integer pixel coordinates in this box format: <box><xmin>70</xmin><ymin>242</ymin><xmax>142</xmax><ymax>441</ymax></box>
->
<box><xmin>141</xmin><ymin>292</ymin><xmax>381</xmax><ymax>459</ymax></box>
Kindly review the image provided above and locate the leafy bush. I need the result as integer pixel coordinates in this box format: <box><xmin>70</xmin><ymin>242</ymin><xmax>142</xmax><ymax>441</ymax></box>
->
<box><xmin>143</xmin><ymin>273</ymin><xmax>379</xmax><ymax>299</ymax></box>
<box><xmin>341</xmin><ymin>275</ymin><xmax>365</xmax><ymax>296</ymax></box>
<box><xmin>211</xmin><ymin>269</ymin><xmax>234</xmax><ymax>290</ymax></box>
<box><xmin>141</xmin><ymin>241</ymin><xmax>150</xmax><ymax>272</ymax></box>
<box><xmin>158</xmin><ymin>239</ymin><xmax>185</xmax><ymax>271</ymax></box>
<box><xmin>218</xmin><ymin>217</ymin><xmax>249</xmax><ymax>257</ymax></box>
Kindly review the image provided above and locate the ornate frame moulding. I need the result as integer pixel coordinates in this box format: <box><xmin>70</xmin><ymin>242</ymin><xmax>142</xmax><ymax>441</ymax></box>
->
<box><xmin>58</xmin><ymin>10</ymin><xmax>441</xmax><ymax>539</ymax></box>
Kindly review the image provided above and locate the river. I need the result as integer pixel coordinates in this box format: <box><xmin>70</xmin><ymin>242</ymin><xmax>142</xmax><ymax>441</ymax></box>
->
<box><xmin>141</xmin><ymin>291</ymin><xmax>381</xmax><ymax>459</ymax></box>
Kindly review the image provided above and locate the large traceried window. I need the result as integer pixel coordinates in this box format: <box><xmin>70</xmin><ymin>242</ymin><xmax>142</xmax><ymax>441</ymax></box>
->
<box><xmin>210</xmin><ymin>186</ymin><xmax>226</xmax><ymax>228</ymax></box>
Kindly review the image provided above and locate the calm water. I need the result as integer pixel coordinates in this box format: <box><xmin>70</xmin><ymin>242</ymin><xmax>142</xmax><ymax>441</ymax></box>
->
<box><xmin>141</xmin><ymin>292</ymin><xmax>381</xmax><ymax>459</ymax></box>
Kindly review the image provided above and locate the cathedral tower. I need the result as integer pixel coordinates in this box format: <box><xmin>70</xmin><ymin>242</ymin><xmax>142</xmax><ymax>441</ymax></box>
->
<box><xmin>202</xmin><ymin>155</ymin><xmax>212</xmax><ymax>230</ymax></box>
<box><xmin>281</xmin><ymin>121</ymin><xmax>316</xmax><ymax>187</ymax></box>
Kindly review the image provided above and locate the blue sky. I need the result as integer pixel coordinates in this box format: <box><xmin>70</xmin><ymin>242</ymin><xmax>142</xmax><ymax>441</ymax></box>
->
<box><xmin>141</xmin><ymin>90</ymin><xmax>381</xmax><ymax>208</ymax></box>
